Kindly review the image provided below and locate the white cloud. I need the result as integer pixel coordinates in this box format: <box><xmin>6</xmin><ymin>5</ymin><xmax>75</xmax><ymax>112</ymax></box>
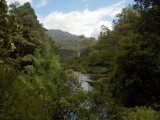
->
<box><xmin>38</xmin><ymin>1</ymin><xmax>125</xmax><ymax>38</ymax></box>
<box><xmin>6</xmin><ymin>0</ymin><xmax>32</xmax><ymax>5</ymax></box>
<box><xmin>36</xmin><ymin>0</ymin><xmax>48</xmax><ymax>8</ymax></box>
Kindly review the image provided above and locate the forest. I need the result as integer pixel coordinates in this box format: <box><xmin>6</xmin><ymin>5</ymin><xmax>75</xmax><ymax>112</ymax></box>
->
<box><xmin>0</xmin><ymin>0</ymin><xmax>160</xmax><ymax>119</ymax></box>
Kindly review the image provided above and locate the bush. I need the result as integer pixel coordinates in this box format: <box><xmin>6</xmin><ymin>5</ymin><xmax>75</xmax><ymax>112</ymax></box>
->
<box><xmin>119</xmin><ymin>106</ymin><xmax>160</xmax><ymax>120</ymax></box>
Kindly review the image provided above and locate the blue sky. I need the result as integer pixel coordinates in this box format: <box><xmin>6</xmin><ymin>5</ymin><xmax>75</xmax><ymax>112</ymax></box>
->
<box><xmin>32</xmin><ymin>0</ymin><xmax>133</xmax><ymax>16</ymax></box>
<box><xmin>7</xmin><ymin>0</ymin><xmax>135</xmax><ymax>38</ymax></box>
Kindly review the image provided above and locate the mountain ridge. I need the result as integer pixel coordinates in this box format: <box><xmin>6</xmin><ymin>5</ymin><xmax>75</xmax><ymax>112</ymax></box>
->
<box><xmin>46</xmin><ymin>29</ymin><xmax>86</xmax><ymax>57</ymax></box>
<box><xmin>46</xmin><ymin>29</ymin><xmax>82</xmax><ymax>41</ymax></box>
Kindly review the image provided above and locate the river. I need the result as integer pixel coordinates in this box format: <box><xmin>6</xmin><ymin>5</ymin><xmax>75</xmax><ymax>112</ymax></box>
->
<box><xmin>70</xmin><ymin>72</ymin><xmax>107</xmax><ymax>120</ymax></box>
<box><xmin>78</xmin><ymin>72</ymin><xmax>107</xmax><ymax>91</ymax></box>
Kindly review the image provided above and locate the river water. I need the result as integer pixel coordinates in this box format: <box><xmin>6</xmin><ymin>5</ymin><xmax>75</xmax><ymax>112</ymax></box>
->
<box><xmin>69</xmin><ymin>72</ymin><xmax>108</xmax><ymax>120</ymax></box>
<box><xmin>78</xmin><ymin>73</ymin><xmax>107</xmax><ymax>91</ymax></box>
<box><xmin>70</xmin><ymin>73</ymin><xmax>107</xmax><ymax>120</ymax></box>
<box><xmin>78</xmin><ymin>74</ymin><xmax>95</xmax><ymax>91</ymax></box>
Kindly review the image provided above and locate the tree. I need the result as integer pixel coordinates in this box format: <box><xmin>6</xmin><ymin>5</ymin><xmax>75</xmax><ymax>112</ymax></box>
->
<box><xmin>134</xmin><ymin>0</ymin><xmax>160</xmax><ymax>35</ymax></box>
<box><xmin>110</xmin><ymin>1</ymin><xmax>160</xmax><ymax>108</ymax></box>
<box><xmin>0</xmin><ymin>0</ymin><xmax>19</xmax><ymax>58</ymax></box>
<box><xmin>134</xmin><ymin>0</ymin><xmax>160</xmax><ymax>9</ymax></box>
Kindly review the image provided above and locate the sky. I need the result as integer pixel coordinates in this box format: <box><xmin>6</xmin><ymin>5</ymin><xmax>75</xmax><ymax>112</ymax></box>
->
<box><xmin>6</xmin><ymin>0</ymin><xmax>134</xmax><ymax>38</ymax></box>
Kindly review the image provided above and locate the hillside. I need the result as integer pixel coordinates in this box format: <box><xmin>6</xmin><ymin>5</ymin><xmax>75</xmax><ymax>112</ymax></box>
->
<box><xmin>46</xmin><ymin>29</ymin><xmax>81</xmax><ymax>40</ymax></box>
<box><xmin>46</xmin><ymin>29</ymin><xmax>86</xmax><ymax>57</ymax></box>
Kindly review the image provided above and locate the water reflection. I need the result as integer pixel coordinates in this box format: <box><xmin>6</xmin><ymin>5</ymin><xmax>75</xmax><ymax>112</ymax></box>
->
<box><xmin>78</xmin><ymin>73</ymin><xmax>107</xmax><ymax>91</ymax></box>
<box><xmin>78</xmin><ymin>74</ymin><xmax>94</xmax><ymax>91</ymax></box>
<box><xmin>70</xmin><ymin>72</ymin><xmax>108</xmax><ymax>120</ymax></box>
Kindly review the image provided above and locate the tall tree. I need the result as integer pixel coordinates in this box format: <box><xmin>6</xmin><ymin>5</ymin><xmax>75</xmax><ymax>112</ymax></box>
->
<box><xmin>0</xmin><ymin>0</ymin><xmax>19</xmax><ymax>58</ymax></box>
<box><xmin>110</xmin><ymin>1</ymin><xmax>160</xmax><ymax>107</ymax></box>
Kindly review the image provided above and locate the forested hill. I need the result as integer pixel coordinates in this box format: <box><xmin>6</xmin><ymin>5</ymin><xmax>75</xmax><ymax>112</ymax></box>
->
<box><xmin>46</xmin><ymin>29</ymin><xmax>88</xmax><ymax>57</ymax></box>
<box><xmin>46</xmin><ymin>29</ymin><xmax>81</xmax><ymax>41</ymax></box>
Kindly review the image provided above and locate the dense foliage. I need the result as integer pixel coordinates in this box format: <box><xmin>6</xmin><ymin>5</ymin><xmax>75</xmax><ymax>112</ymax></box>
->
<box><xmin>110</xmin><ymin>0</ymin><xmax>160</xmax><ymax>108</ymax></box>
<box><xmin>0</xmin><ymin>1</ymin><xmax>88</xmax><ymax>119</ymax></box>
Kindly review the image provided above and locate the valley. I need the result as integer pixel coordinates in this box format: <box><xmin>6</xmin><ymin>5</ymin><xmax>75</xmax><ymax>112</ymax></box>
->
<box><xmin>0</xmin><ymin>0</ymin><xmax>160</xmax><ymax>120</ymax></box>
